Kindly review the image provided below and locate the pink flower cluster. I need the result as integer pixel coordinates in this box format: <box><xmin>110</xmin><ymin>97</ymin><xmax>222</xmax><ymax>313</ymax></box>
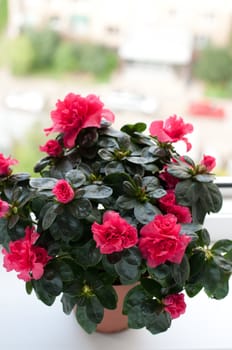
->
<box><xmin>2</xmin><ymin>226</ymin><xmax>51</xmax><ymax>281</ymax></box>
<box><xmin>0</xmin><ymin>153</ymin><xmax>18</xmax><ymax>176</ymax></box>
<box><xmin>0</xmin><ymin>199</ymin><xmax>10</xmax><ymax>218</ymax></box>
<box><xmin>52</xmin><ymin>179</ymin><xmax>75</xmax><ymax>204</ymax></box>
<box><xmin>92</xmin><ymin>211</ymin><xmax>138</xmax><ymax>254</ymax></box>
<box><xmin>91</xmin><ymin>212</ymin><xmax>191</xmax><ymax>269</ymax></box>
<box><xmin>149</xmin><ymin>115</ymin><xmax>193</xmax><ymax>151</ymax></box>
<box><xmin>158</xmin><ymin>190</ymin><xmax>192</xmax><ymax>223</ymax></box>
<box><xmin>163</xmin><ymin>292</ymin><xmax>186</xmax><ymax>319</ymax></box>
<box><xmin>138</xmin><ymin>214</ymin><xmax>191</xmax><ymax>268</ymax></box>
<box><xmin>44</xmin><ymin>93</ymin><xmax>114</xmax><ymax>149</ymax></box>
<box><xmin>40</xmin><ymin>139</ymin><xmax>63</xmax><ymax>157</ymax></box>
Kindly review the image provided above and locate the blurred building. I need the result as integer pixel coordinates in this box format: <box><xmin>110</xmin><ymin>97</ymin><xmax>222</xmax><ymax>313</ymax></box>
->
<box><xmin>7</xmin><ymin>0</ymin><xmax>232</xmax><ymax>66</ymax></box>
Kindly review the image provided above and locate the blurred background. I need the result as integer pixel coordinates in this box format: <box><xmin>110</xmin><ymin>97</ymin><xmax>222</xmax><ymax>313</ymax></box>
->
<box><xmin>1</xmin><ymin>0</ymin><xmax>232</xmax><ymax>175</ymax></box>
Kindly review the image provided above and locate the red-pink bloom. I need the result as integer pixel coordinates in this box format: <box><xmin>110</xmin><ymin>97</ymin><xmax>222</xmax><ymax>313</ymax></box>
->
<box><xmin>44</xmin><ymin>93</ymin><xmax>115</xmax><ymax>148</ymax></box>
<box><xmin>2</xmin><ymin>226</ymin><xmax>51</xmax><ymax>281</ymax></box>
<box><xmin>139</xmin><ymin>214</ymin><xmax>191</xmax><ymax>268</ymax></box>
<box><xmin>159</xmin><ymin>168</ymin><xmax>179</xmax><ymax>190</ymax></box>
<box><xmin>158</xmin><ymin>191</ymin><xmax>192</xmax><ymax>224</ymax></box>
<box><xmin>0</xmin><ymin>199</ymin><xmax>10</xmax><ymax>217</ymax></box>
<box><xmin>91</xmin><ymin>211</ymin><xmax>138</xmax><ymax>254</ymax></box>
<box><xmin>149</xmin><ymin>115</ymin><xmax>193</xmax><ymax>151</ymax></box>
<box><xmin>0</xmin><ymin>153</ymin><xmax>18</xmax><ymax>176</ymax></box>
<box><xmin>200</xmin><ymin>154</ymin><xmax>216</xmax><ymax>172</ymax></box>
<box><xmin>163</xmin><ymin>293</ymin><xmax>186</xmax><ymax>319</ymax></box>
<box><xmin>52</xmin><ymin>179</ymin><xmax>75</xmax><ymax>203</ymax></box>
<box><xmin>40</xmin><ymin>139</ymin><xmax>63</xmax><ymax>157</ymax></box>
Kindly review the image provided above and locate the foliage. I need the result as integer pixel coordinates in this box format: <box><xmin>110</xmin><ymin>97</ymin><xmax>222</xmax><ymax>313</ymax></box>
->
<box><xmin>0</xmin><ymin>0</ymin><xmax>8</xmax><ymax>34</ymax></box>
<box><xmin>0</xmin><ymin>92</ymin><xmax>231</xmax><ymax>335</ymax></box>
<box><xmin>7</xmin><ymin>34</ymin><xmax>35</xmax><ymax>75</ymax></box>
<box><xmin>53</xmin><ymin>41</ymin><xmax>78</xmax><ymax>73</ymax></box>
<box><xmin>194</xmin><ymin>45</ymin><xmax>232</xmax><ymax>85</ymax></box>
<box><xmin>5</xmin><ymin>28</ymin><xmax>119</xmax><ymax>79</ymax></box>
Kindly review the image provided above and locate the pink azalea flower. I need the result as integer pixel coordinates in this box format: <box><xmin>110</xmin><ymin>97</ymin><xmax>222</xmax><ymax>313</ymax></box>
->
<box><xmin>200</xmin><ymin>154</ymin><xmax>216</xmax><ymax>172</ymax></box>
<box><xmin>0</xmin><ymin>153</ymin><xmax>18</xmax><ymax>176</ymax></box>
<box><xmin>91</xmin><ymin>211</ymin><xmax>138</xmax><ymax>254</ymax></box>
<box><xmin>40</xmin><ymin>139</ymin><xmax>63</xmax><ymax>157</ymax></box>
<box><xmin>0</xmin><ymin>199</ymin><xmax>10</xmax><ymax>217</ymax></box>
<box><xmin>138</xmin><ymin>214</ymin><xmax>191</xmax><ymax>268</ymax></box>
<box><xmin>158</xmin><ymin>191</ymin><xmax>192</xmax><ymax>223</ymax></box>
<box><xmin>2</xmin><ymin>226</ymin><xmax>51</xmax><ymax>281</ymax></box>
<box><xmin>163</xmin><ymin>293</ymin><xmax>186</xmax><ymax>319</ymax></box>
<box><xmin>44</xmin><ymin>93</ymin><xmax>115</xmax><ymax>148</ymax></box>
<box><xmin>52</xmin><ymin>179</ymin><xmax>75</xmax><ymax>203</ymax></box>
<box><xmin>149</xmin><ymin>115</ymin><xmax>193</xmax><ymax>151</ymax></box>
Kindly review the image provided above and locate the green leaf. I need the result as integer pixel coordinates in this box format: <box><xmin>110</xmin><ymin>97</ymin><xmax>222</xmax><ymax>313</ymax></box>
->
<box><xmin>75</xmin><ymin>306</ymin><xmax>97</xmax><ymax>334</ymax></box>
<box><xmin>86</xmin><ymin>296</ymin><xmax>104</xmax><ymax>323</ymax></box>
<box><xmin>65</xmin><ymin>169</ymin><xmax>86</xmax><ymax>188</ymax></box>
<box><xmin>127</xmin><ymin>305</ymin><xmax>145</xmax><ymax>329</ymax></box>
<box><xmin>141</xmin><ymin>278</ymin><xmax>162</xmax><ymax>298</ymax></box>
<box><xmin>69</xmin><ymin>198</ymin><xmax>92</xmax><ymax>218</ymax></box>
<box><xmin>195</xmin><ymin>174</ymin><xmax>216</xmax><ymax>182</ymax></box>
<box><xmin>134</xmin><ymin>202</ymin><xmax>161</xmax><ymax>224</ymax></box>
<box><xmin>170</xmin><ymin>255</ymin><xmax>190</xmax><ymax>286</ymax></box>
<box><xmin>185</xmin><ymin>282</ymin><xmax>203</xmax><ymax>297</ymax></box>
<box><xmin>211</xmin><ymin>239</ymin><xmax>232</xmax><ymax>254</ymax></box>
<box><xmin>83</xmin><ymin>184</ymin><xmax>113</xmax><ymax>199</ymax></box>
<box><xmin>116</xmin><ymin>195</ymin><xmax>137</xmax><ymax>210</ymax></box>
<box><xmin>123</xmin><ymin>285</ymin><xmax>150</xmax><ymax>314</ymax></box>
<box><xmin>121</xmin><ymin>122</ymin><xmax>147</xmax><ymax>135</ymax></box>
<box><xmin>202</xmin><ymin>261</ymin><xmax>229</xmax><ymax>299</ymax></box>
<box><xmin>42</xmin><ymin>203</ymin><xmax>60</xmax><ymax>230</ymax></box>
<box><xmin>41</xmin><ymin>269</ymin><xmax>63</xmax><ymax>296</ymax></box>
<box><xmin>25</xmin><ymin>281</ymin><xmax>33</xmax><ymax>295</ymax></box>
<box><xmin>72</xmin><ymin>240</ymin><xmax>102</xmax><ymax>267</ymax></box>
<box><xmin>98</xmin><ymin>149</ymin><xmax>114</xmax><ymax>161</ymax></box>
<box><xmin>115</xmin><ymin>258</ymin><xmax>141</xmax><ymax>283</ymax></box>
<box><xmin>167</xmin><ymin>164</ymin><xmax>191</xmax><ymax>179</ymax></box>
<box><xmin>61</xmin><ymin>293</ymin><xmax>78</xmax><ymax>314</ymax></box>
<box><xmin>104</xmin><ymin>161</ymin><xmax>125</xmax><ymax>175</ymax></box>
<box><xmin>145</xmin><ymin>311</ymin><xmax>171</xmax><ymax>335</ymax></box>
<box><xmin>32</xmin><ymin>279</ymin><xmax>56</xmax><ymax>306</ymax></box>
<box><xmin>94</xmin><ymin>285</ymin><xmax>117</xmax><ymax>309</ymax></box>
<box><xmin>30</xmin><ymin>177</ymin><xmax>57</xmax><ymax>189</ymax></box>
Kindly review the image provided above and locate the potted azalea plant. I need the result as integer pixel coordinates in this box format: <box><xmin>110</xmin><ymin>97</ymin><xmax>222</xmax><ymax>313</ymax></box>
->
<box><xmin>0</xmin><ymin>92</ymin><xmax>232</xmax><ymax>335</ymax></box>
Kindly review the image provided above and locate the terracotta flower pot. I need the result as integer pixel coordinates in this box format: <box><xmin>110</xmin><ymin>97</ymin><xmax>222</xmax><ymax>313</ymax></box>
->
<box><xmin>96</xmin><ymin>284</ymin><xmax>134</xmax><ymax>333</ymax></box>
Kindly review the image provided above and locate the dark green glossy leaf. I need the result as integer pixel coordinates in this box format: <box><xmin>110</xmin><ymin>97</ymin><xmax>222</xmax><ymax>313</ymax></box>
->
<box><xmin>145</xmin><ymin>311</ymin><xmax>171</xmax><ymax>335</ymax></box>
<box><xmin>72</xmin><ymin>240</ymin><xmax>102</xmax><ymax>267</ymax></box>
<box><xmin>42</xmin><ymin>203</ymin><xmax>60</xmax><ymax>230</ymax></box>
<box><xmin>123</xmin><ymin>285</ymin><xmax>150</xmax><ymax>314</ymax></box>
<box><xmin>94</xmin><ymin>285</ymin><xmax>117</xmax><ymax>309</ymax></box>
<box><xmin>141</xmin><ymin>278</ymin><xmax>162</xmax><ymax>298</ymax></box>
<box><xmin>116</xmin><ymin>195</ymin><xmax>137</xmax><ymax>210</ymax></box>
<box><xmin>30</xmin><ymin>177</ymin><xmax>57</xmax><ymax>189</ymax></box>
<box><xmin>211</xmin><ymin>239</ymin><xmax>232</xmax><ymax>254</ymax></box>
<box><xmin>170</xmin><ymin>255</ymin><xmax>190</xmax><ymax>286</ymax></box>
<box><xmin>134</xmin><ymin>202</ymin><xmax>161</xmax><ymax>224</ymax></box>
<box><xmin>195</xmin><ymin>174</ymin><xmax>216</xmax><ymax>182</ymax></box>
<box><xmin>121</xmin><ymin>122</ymin><xmax>147</xmax><ymax>135</ymax></box>
<box><xmin>115</xmin><ymin>258</ymin><xmax>141</xmax><ymax>283</ymax></box>
<box><xmin>65</xmin><ymin>169</ymin><xmax>86</xmax><ymax>188</ymax></box>
<box><xmin>69</xmin><ymin>198</ymin><xmax>92</xmax><ymax>218</ymax></box>
<box><xmin>98</xmin><ymin>149</ymin><xmax>114</xmax><ymax>161</ymax></box>
<box><xmin>75</xmin><ymin>306</ymin><xmax>97</xmax><ymax>334</ymax></box>
<box><xmin>86</xmin><ymin>296</ymin><xmax>104</xmax><ymax>323</ymax></box>
<box><xmin>104</xmin><ymin>161</ymin><xmax>125</xmax><ymax>175</ymax></box>
<box><xmin>83</xmin><ymin>184</ymin><xmax>113</xmax><ymax>199</ymax></box>
<box><xmin>61</xmin><ymin>293</ymin><xmax>78</xmax><ymax>314</ymax></box>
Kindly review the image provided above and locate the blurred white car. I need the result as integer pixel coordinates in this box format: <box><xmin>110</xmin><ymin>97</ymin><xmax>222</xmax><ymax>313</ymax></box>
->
<box><xmin>4</xmin><ymin>91</ymin><xmax>45</xmax><ymax>113</ymax></box>
<box><xmin>104</xmin><ymin>90</ymin><xmax>158</xmax><ymax>115</ymax></box>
